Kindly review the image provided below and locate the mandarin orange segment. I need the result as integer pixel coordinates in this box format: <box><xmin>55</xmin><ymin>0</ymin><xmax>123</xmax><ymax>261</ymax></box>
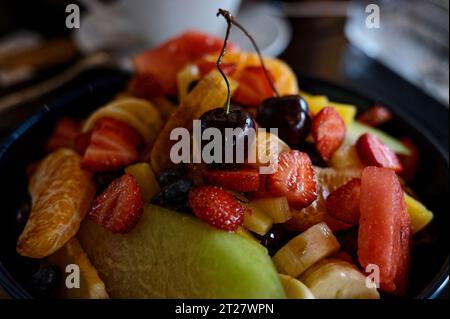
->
<box><xmin>49</xmin><ymin>237</ymin><xmax>109</xmax><ymax>299</ymax></box>
<box><xmin>286</xmin><ymin>167</ymin><xmax>361</xmax><ymax>232</ymax></box>
<box><xmin>203</xmin><ymin>52</ymin><xmax>299</xmax><ymax>96</ymax></box>
<box><xmin>17</xmin><ymin>149</ymin><xmax>96</xmax><ymax>258</ymax></box>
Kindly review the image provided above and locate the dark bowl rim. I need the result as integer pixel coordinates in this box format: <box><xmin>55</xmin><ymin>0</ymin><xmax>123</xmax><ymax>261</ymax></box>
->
<box><xmin>0</xmin><ymin>73</ymin><xmax>448</xmax><ymax>299</ymax></box>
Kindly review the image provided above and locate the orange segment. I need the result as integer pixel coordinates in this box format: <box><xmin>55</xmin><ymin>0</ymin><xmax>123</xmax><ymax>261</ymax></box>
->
<box><xmin>17</xmin><ymin>149</ymin><xmax>96</xmax><ymax>258</ymax></box>
<box><xmin>49</xmin><ymin>237</ymin><xmax>109</xmax><ymax>299</ymax></box>
<box><xmin>202</xmin><ymin>52</ymin><xmax>299</xmax><ymax>96</ymax></box>
<box><xmin>286</xmin><ymin>167</ymin><xmax>361</xmax><ymax>232</ymax></box>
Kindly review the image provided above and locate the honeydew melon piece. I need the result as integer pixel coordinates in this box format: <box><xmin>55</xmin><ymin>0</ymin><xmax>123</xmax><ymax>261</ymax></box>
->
<box><xmin>78</xmin><ymin>205</ymin><xmax>285</xmax><ymax>298</ymax></box>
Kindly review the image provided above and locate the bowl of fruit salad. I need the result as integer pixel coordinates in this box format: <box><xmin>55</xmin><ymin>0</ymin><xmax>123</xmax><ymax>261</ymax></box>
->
<box><xmin>0</xmin><ymin>11</ymin><xmax>448</xmax><ymax>299</ymax></box>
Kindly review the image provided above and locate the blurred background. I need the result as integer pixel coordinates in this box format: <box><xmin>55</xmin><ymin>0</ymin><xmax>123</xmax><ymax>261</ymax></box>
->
<box><xmin>0</xmin><ymin>0</ymin><xmax>448</xmax><ymax>299</ymax></box>
<box><xmin>0</xmin><ymin>0</ymin><xmax>448</xmax><ymax>141</ymax></box>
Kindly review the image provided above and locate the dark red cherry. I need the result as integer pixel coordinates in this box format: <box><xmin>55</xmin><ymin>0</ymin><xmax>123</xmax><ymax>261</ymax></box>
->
<box><xmin>199</xmin><ymin>107</ymin><xmax>256</xmax><ymax>165</ymax></box>
<box><xmin>257</xmin><ymin>95</ymin><xmax>311</xmax><ymax>147</ymax></box>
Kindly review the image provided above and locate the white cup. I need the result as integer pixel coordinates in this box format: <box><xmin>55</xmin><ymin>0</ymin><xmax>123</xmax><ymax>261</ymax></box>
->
<box><xmin>120</xmin><ymin>0</ymin><xmax>242</xmax><ymax>46</ymax></box>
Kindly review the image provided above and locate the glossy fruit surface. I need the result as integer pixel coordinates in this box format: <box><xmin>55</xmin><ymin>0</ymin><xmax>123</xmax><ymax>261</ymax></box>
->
<box><xmin>188</xmin><ymin>186</ymin><xmax>245</xmax><ymax>231</ymax></box>
<box><xmin>89</xmin><ymin>174</ymin><xmax>144</xmax><ymax>233</ymax></box>
<box><xmin>267</xmin><ymin>150</ymin><xmax>317</xmax><ymax>209</ymax></box>
<box><xmin>356</xmin><ymin>133</ymin><xmax>402</xmax><ymax>172</ymax></box>
<box><xmin>203</xmin><ymin>169</ymin><xmax>260</xmax><ymax>192</ymax></box>
<box><xmin>257</xmin><ymin>95</ymin><xmax>311</xmax><ymax>146</ymax></box>
<box><xmin>199</xmin><ymin>107</ymin><xmax>256</xmax><ymax>165</ymax></box>
<box><xmin>79</xmin><ymin>204</ymin><xmax>285</xmax><ymax>298</ymax></box>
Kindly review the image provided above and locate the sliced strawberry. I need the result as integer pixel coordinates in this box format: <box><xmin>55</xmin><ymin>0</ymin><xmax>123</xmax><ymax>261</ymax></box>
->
<box><xmin>45</xmin><ymin>117</ymin><xmax>80</xmax><ymax>152</ymax></box>
<box><xmin>74</xmin><ymin>131</ymin><xmax>92</xmax><ymax>156</ymax></box>
<box><xmin>356</xmin><ymin>133</ymin><xmax>402</xmax><ymax>172</ymax></box>
<box><xmin>311</xmin><ymin>107</ymin><xmax>346</xmax><ymax>161</ymax></box>
<box><xmin>326</xmin><ymin>178</ymin><xmax>361</xmax><ymax>225</ymax></box>
<box><xmin>357</xmin><ymin>105</ymin><xmax>393</xmax><ymax>127</ymax></box>
<box><xmin>133</xmin><ymin>31</ymin><xmax>233</xmax><ymax>96</ymax></box>
<box><xmin>398</xmin><ymin>138</ymin><xmax>419</xmax><ymax>182</ymax></box>
<box><xmin>196</xmin><ymin>60</ymin><xmax>237</xmax><ymax>77</ymax></box>
<box><xmin>232</xmin><ymin>66</ymin><xmax>276</xmax><ymax>107</ymax></box>
<box><xmin>267</xmin><ymin>150</ymin><xmax>317</xmax><ymax>209</ymax></box>
<box><xmin>358</xmin><ymin>167</ymin><xmax>411</xmax><ymax>293</ymax></box>
<box><xmin>203</xmin><ymin>169</ymin><xmax>260</xmax><ymax>192</ymax></box>
<box><xmin>188</xmin><ymin>186</ymin><xmax>245</xmax><ymax>231</ymax></box>
<box><xmin>128</xmin><ymin>73</ymin><xmax>165</xmax><ymax>100</ymax></box>
<box><xmin>89</xmin><ymin>173</ymin><xmax>144</xmax><ymax>233</ymax></box>
<box><xmin>81</xmin><ymin>117</ymin><xmax>142</xmax><ymax>172</ymax></box>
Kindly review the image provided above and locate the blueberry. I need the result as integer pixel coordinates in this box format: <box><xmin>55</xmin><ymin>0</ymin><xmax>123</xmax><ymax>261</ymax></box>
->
<box><xmin>162</xmin><ymin>179</ymin><xmax>193</xmax><ymax>210</ymax></box>
<box><xmin>152</xmin><ymin>178</ymin><xmax>193</xmax><ymax>212</ymax></box>
<box><xmin>158</xmin><ymin>170</ymin><xmax>182</xmax><ymax>188</ymax></box>
<box><xmin>28</xmin><ymin>261</ymin><xmax>60</xmax><ymax>298</ymax></box>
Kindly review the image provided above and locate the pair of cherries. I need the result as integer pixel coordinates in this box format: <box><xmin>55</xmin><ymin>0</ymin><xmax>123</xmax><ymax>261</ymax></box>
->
<box><xmin>199</xmin><ymin>10</ymin><xmax>311</xmax><ymax>165</ymax></box>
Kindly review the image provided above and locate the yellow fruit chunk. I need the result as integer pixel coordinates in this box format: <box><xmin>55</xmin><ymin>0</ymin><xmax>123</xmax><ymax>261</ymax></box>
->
<box><xmin>250</xmin><ymin>197</ymin><xmax>292</xmax><ymax>223</ymax></box>
<box><xmin>273</xmin><ymin>222</ymin><xmax>340</xmax><ymax>277</ymax></box>
<box><xmin>329</xmin><ymin>139</ymin><xmax>364</xmax><ymax>170</ymax></box>
<box><xmin>125</xmin><ymin>163</ymin><xmax>160</xmax><ymax>202</ymax></box>
<box><xmin>246</xmin><ymin>132</ymin><xmax>290</xmax><ymax>174</ymax></box>
<box><xmin>300</xmin><ymin>259</ymin><xmax>380</xmax><ymax>299</ymax></box>
<box><xmin>150</xmin><ymin>70</ymin><xmax>230</xmax><ymax>175</ymax></box>
<box><xmin>243</xmin><ymin>203</ymin><xmax>273</xmax><ymax>236</ymax></box>
<box><xmin>404</xmin><ymin>194</ymin><xmax>434</xmax><ymax>234</ymax></box>
<box><xmin>83</xmin><ymin>97</ymin><xmax>163</xmax><ymax>145</ymax></box>
<box><xmin>49</xmin><ymin>237</ymin><xmax>109</xmax><ymax>299</ymax></box>
<box><xmin>279</xmin><ymin>274</ymin><xmax>315</xmax><ymax>299</ymax></box>
<box><xmin>177</xmin><ymin>64</ymin><xmax>200</xmax><ymax>104</ymax></box>
<box><xmin>326</xmin><ymin>102</ymin><xmax>357</xmax><ymax>126</ymax></box>
<box><xmin>17</xmin><ymin>149</ymin><xmax>96</xmax><ymax>258</ymax></box>
<box><xmin>300</xmin><ymin>92</ymin><xmax>357</xmax><ymax>126</ymax></box>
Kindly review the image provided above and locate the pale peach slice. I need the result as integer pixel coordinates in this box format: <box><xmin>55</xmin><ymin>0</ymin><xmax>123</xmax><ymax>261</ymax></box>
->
<box><xmin>49</xmin><ymin>237</ymin><xmax>109</xmax><ymax>299</ymax></box>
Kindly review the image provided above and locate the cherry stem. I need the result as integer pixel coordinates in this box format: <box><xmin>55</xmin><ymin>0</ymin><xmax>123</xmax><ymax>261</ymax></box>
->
<box><xmin>217</xmin><ymin>9</ymin><xmax>280</xmax><ymax>98</ymax></box>
<box><xmin>216</xmin><ymin>10</ymin><xmax>232</xmax><ymax>114</ymax></box>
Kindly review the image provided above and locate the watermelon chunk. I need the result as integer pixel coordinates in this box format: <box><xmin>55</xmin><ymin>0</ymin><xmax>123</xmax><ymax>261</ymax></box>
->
<box><xmin>358</xmin><ymin>166</ymin><xmax>411</xmax><ymax>294</ymax></box>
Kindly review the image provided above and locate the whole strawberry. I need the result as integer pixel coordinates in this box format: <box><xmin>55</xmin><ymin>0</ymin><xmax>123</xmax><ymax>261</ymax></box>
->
<box><xmin>188</xmin><ymin>186</ymin><xmax>244</xmax><ymax>232</ymax></box>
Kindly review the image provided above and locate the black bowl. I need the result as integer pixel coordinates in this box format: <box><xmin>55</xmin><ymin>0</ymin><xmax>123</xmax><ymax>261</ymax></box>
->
<box><xmin>0</xmin><ymin>70</ymin><xmax>448</xmax><ymax>299</ymax></box>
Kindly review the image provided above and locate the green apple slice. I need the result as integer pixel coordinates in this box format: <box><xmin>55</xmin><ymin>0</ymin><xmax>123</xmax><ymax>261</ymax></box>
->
<box><xmin>78</xmin><ymin>204</ymin><xmax>285</xmax><ymax>298</ymax></box>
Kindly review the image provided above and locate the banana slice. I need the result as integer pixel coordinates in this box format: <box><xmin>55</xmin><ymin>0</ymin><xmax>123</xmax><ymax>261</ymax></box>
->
<box><xmin>82</xmin><ymin>97</ymin><xmax>163</xmax><ymax>145</ymax></box>
<box><xmin>279</xmin><ymin>274</ymin><xmax>315</xmax><ymax>299</ymax></box>
<box><xmin>299</xmin><ymin>259</ymin><xmax>380</xmax><ymax>299</ymax></box>
<box><xmin>272</xmin><ymin>222</ymin><xmax>340</xmax><ymax>277</ymax></box>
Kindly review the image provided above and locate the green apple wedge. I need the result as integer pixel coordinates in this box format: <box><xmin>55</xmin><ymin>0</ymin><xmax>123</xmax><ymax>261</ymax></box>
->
<box><xmin>78</xmin><ymin>204</ymin><xmax>285</xmax><ymax>298</ymax></box>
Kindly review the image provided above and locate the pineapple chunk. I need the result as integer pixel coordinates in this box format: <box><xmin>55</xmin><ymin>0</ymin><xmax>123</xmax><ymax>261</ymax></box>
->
<box><xmin>125</xmin><ymin>163</ymin><xmax>160</xmax><ymax>202</ymax></box>
<box><xmin>300</xmin><ymin>259</ymin><xmax>380</xmax><ymax>299</ymax></box>
<box><xmin>273</xmin><ymin>222</ymin><xmax>340</xmax><ymax>277</ymax></box>
<box><xmin>404</xmin><ymin>194</ymin><xmax>434</xmax><ymax>234</ymax></box>
<box><xmin>300</xmin><ymin>92</ymin><xmax>356</xmax><ymax>126</ymax></box>
<box><xmin>247</xmin><ymin>132</ymin><xmax>290</xmax><ymax>174</ymax></box>
<box><xmin>177</xmin><ymin>64</ymin><xmax>200</xmax><ymax>104</ymax></box>
<box><xmin>326</xmin><ymin>102</ymin><xmax>357</xmax><ymax>126</ymax></box>
<box><xmin>279</xmin><ymin>274</ymin><xmax>315</xmax><ymax>299</ymax></box>
<box><xmin>329</xmin><ymin>139</ymin><xmax>364</xmax><ymax>170</ymax></box>
<box><xmin>243</xmin><ymin>203</ymin><xmax>273</xmax><ymax>236</ymax></box>
<box><xmin>250</xmin><ymin>197</ymin><xmax>292</xmax><ymax>223</ymax></box>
